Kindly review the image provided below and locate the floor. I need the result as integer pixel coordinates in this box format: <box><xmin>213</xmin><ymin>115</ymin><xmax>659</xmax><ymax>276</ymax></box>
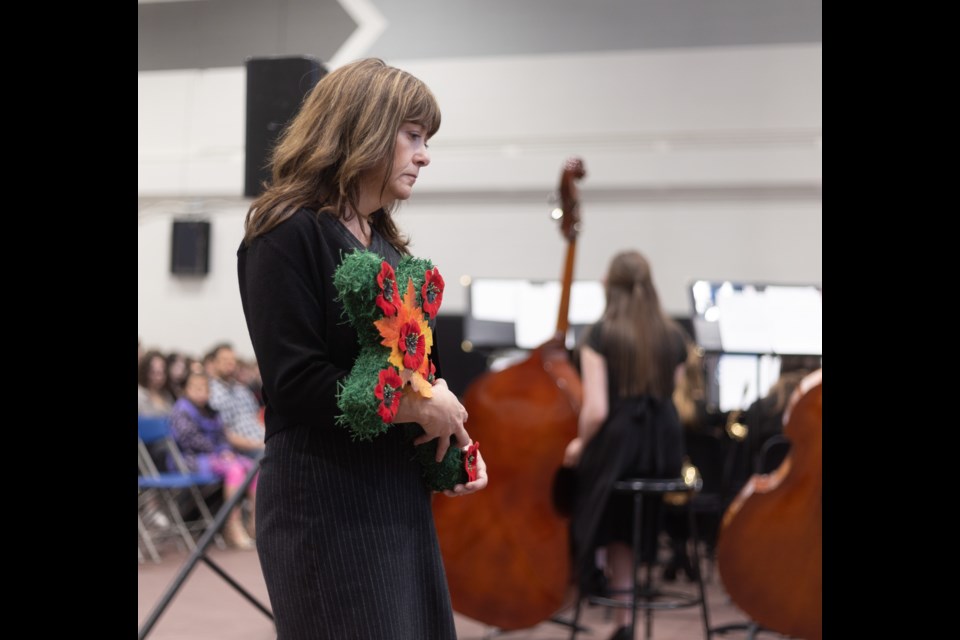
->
<box><xmin>138</xmin><ymin>541</ymin><xmax>796</xmax><ymax>640</ymax></box>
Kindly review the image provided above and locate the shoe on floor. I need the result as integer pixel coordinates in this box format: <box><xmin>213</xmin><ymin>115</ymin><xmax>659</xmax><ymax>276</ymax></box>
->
<box><xmin>224</xmin><ymin>519</ymin><xmax>255</xmax><ymax>550</ymax></box>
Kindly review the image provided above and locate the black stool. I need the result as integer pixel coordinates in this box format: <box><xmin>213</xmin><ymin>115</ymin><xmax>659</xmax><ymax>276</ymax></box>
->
<box><xmin>570</xmin><ymin>477</ymin><xmax>712</xmax><ymax>640</ymax></box>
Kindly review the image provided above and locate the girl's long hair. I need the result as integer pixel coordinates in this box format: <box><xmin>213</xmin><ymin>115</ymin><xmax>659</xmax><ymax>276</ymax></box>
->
<box><xmin>596</xmin><ymin>251</ymin><xmax>678</xmax><ymax>399</ymax></box>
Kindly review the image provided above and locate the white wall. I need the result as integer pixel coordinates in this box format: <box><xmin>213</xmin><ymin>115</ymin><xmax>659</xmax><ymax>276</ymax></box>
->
<box><xmin>138</xmin><ymin>203</ymin><xmax>252</xmax><ymax>359</ymax></box>
<box><xmin>138</xmin><ymin>45</ymin><xmax>822</xmax><ymax>360</ymax></box>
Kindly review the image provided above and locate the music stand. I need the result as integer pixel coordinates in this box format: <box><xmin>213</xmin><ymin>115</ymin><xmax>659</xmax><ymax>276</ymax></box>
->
<box><xmin>689</xmin><ymin>280</ymin><xmax>822</xmax><ymax>358</ymax></box>
<box><xmin>138</xmin><ymin>459</ymin><xmax>273</xmax><ymax>640</ymax></box>
<box><xmin>464</xmin><ymin>278</ymin><xmax>604</xmax><ymax>351</ymax></box>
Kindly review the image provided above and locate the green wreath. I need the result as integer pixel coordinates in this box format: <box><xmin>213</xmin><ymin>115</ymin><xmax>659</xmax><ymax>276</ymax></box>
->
<box><xmin>333</xmin><ymin>249</ymin><xmax>479</xmax><ymax>491</ymax></box>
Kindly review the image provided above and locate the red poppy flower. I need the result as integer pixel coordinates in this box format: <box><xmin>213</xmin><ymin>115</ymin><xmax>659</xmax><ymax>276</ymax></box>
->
<box><xmin>463</xmin><ymin>441</ymin><xmax>481</xmax><ymax>482</ymax></box>
<box><xmin>374</xmin><ymin>367</ymin><xmax>403</xmax><ymax>422</ymax></box>
<box><xmin>375</xmin><ymin>262</ymin><xmax>401</xmax><ymax>316</ymax></box>
<box><xmin>398</xmin><ymin>320</ymin><xmax>426</xmax><ymax>370</ymax></box>
<box><xmin>428</xmin><ymin>359</ymin><xmax>437</xmax><ymax>383</ymax></box>
<box><xmin>421</xmin><ymin>267</ymin><xmax>445</xmax><ymax>318</ymax></box>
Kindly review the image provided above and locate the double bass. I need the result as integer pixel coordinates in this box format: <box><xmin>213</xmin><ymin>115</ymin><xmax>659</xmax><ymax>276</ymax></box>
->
<box><xmin>716</xmin><ymin>369</ymin><xmax>823</xmax><ymax>640</ymax></box>
<box><xmin>432</xmin><ymin>158</ymin><xmax>587</xmax><ymax>631</ymax></box>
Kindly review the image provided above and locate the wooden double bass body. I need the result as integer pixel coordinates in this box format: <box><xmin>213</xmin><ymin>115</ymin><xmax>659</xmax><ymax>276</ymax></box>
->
<box><xmin>432</xmin><ymin>158</ymin><xmax>587</xmax><ymax>631</ymax></box>
<box><xmin>716</xmin><ymin>369</ymin><xmax>823</xmax><ymax>640</ymax></box>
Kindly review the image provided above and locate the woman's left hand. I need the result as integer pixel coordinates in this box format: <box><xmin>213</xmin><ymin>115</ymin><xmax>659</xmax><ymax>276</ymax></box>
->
<box><xmin>441</xmin><ymin>445</ymin><xmax>488</xmax><ymax>497</ymax></box>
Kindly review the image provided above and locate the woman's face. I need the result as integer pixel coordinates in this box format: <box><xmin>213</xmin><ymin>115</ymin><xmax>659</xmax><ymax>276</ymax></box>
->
<box><xmin>368</xmin><ymin>122</ymin><xmax>431</xmax><ymax>207</ymax></box>
<box><xmin>168</xmin><ymin>357</ymin><xmax>187</xmax><ymax>383</ymax></box>
<box><xmin>184</xmin><ymin>375</ymin><xmax>209</xmax><ymax>406</ymax></box>
<box><xmin>148</xmin><ymin>356</ymin><xmax>167</xmax><ymax>390</ymax></box>
<box><xmin>213</xmin><ymin>348</ymin><xmax>238</xmax><ymax>380</ymax></box>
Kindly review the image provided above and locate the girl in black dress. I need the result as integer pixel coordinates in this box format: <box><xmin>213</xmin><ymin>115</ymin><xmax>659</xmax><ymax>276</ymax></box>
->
<box><xmin>562</xmin><ymin>250</ymin><xmax>687</xmax><ymax>638</ymax></box>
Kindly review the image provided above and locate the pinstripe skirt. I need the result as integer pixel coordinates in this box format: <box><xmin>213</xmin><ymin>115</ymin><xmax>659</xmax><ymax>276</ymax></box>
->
<box><xmin>255</xmin><ymin>422</ymin><xmax>457</xmax><ymax>640</ymax></box>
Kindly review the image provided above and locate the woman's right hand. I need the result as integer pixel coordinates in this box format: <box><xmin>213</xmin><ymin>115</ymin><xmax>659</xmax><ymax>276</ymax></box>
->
<box><xmin>395</xmin><ymin>378</ymin><xmax>470</xmax><ymax>462</ymax></box>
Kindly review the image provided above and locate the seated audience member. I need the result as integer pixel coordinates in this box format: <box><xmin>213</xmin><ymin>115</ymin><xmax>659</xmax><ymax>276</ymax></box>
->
<box><xmin>164</xmin><ymin>352</ymin><xmax>191</xmax><ymax>400</ymax></box>
<box><xmin>170</xmin><ymin>371</ymin><xmax>258</xmax><ymax>549</ymax></box>
<box><xmin>202</xmin><ymin>351</ymin><xmax>217</xmax><ymax>378</ymax></box>
<box><xmin>138</xmin><ymin>350</ymin><xmax>175</xmax><ymax>416</ymax></box>
<box><xmin>207</xmin><ymin>344</ymin><xmax>266</xmax><ymax>459</ymax></box>
<box><xmin>138</xmin><ymin>349</ymin><xmax>177</xmax><ymax>489</ymax></box>
<box><xmin>236</xmin><ymin>358</ymin><xmax>264</xmax><ymax>407</ymax></box>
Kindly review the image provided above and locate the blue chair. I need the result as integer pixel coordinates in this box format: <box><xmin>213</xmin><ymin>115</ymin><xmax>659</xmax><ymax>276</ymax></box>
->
<box><xmin>137</xmin><ymin>415</ymin><xmax>223</xmax><ymax>558</ymax></box>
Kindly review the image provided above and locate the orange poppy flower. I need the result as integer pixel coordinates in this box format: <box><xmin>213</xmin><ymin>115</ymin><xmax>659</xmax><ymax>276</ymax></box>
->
<box><xmin>374</xmin><ymin>278</ymin><xmax>434</xmax><ymax>398</ymax></box>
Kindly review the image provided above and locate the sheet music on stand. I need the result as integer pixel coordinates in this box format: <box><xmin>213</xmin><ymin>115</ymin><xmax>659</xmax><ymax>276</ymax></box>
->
<box><xmin>690</xmin><ymin>280</ymin><xmax>822</xmax><ymax>411</ymax></box>
<box><xmin>465</xmin><ymin>278</ymin><xmax>605</xmax><ymax>350</ymax></box>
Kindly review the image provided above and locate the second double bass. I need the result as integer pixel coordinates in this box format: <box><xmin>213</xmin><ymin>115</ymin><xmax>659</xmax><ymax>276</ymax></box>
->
<box><xmin>716</xmin><ymin>369</ymin><xmax>823</xmax><ymax>640</ymax></box>
<box><xmin>432</xmin><ymin>158</ymin><xmax>587</xmax><ymax>631</ymax></box>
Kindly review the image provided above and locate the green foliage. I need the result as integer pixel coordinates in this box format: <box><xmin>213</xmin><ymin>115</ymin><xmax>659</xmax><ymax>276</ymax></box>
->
<box><xmin>409</xmin><ymin>434</ymin><xmax>469</xmax><ymax>492</ymax></box>
<box><xmin>336</xmin><ymin>349</ymin><xmax>392</xmax><ymax>441</ymax></box>
<box><xmin>333</xmin><ymin>249</ymin><xmax>384</xmax><ymax>342</ymax></box>
<box><xmin>396</xmin><ymin>254</ymin><xmax>434</xmax><ymax>301</ymax></box>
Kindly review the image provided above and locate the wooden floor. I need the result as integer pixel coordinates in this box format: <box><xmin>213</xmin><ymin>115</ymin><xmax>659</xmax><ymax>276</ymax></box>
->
<box><xmin>138</xmin><ymin>542</ymin><xmax>797</xmax><ymax>640</ymax></box>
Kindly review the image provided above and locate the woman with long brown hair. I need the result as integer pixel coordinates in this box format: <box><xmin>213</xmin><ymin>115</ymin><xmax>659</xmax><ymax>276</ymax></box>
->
<box><xmin>562</xmin><ymin>250</ymin><xmax>688</xmax><ymax>640</ymax></box>
<box><xmin>238</xmin><ymin>58</ymin><xmax>487</xmax><ymax>640</ymax></box>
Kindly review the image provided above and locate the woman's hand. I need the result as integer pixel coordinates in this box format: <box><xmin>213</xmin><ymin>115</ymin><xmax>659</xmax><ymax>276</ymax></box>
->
<box><xmin>395</xmin><ymin>378</ymin><xmax>470</xmax><ymax>462</ymax></box>
<box><xmin>441</xmin><ymin>445</ymin><xmax>488</xmax><ymax>497</ymax></box>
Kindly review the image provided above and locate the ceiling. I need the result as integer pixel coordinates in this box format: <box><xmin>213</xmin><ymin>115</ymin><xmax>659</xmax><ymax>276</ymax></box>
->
<box><xmin>138</xmin><ymin>0</ymin><xmax>822</xmax><ymax>72</ymax></box>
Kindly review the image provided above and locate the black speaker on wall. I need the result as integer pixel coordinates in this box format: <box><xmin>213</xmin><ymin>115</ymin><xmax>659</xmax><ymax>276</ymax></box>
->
<box><xmin>170</xmin><ymin>219</ymin><xmax>211</xmax><ymax>276</ymax></box>
<box><xmin>244</xmin><ymin>56</ymin><xmax>327</xmax><ymax>198</ymax></box>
